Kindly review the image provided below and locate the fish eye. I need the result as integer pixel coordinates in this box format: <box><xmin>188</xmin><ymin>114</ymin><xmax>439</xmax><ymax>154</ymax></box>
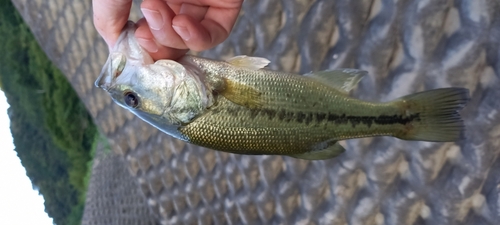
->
<box><xmin>123</xmin><ymin>91</ymin><xmax>140</xmax><ymax>108</ymax></box>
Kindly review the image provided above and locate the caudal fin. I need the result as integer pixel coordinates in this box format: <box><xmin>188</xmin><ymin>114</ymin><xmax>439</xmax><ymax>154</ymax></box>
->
<box><xmin>395</xmin><ymin>88</ymin><xmax>470</xmax><ymax>142</ymax></box>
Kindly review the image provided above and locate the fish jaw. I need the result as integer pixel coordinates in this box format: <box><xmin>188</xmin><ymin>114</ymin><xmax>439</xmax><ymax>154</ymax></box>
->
<box><xmin>95</xmin><ymin>21</ymin><xmax>154</xmax><ymax>89</ymax></box>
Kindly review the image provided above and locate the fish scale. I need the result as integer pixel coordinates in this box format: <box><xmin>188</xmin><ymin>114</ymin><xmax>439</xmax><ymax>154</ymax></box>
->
<box><xmin>96</xmin><ymin>25</ymin><xmax>469</xmax><ymax>159</ymax></box>
<box><xmin>180</xmin><ymin>57</ymin><xmax>417</xmax><ymax>145</ymax></box>
<box><xmin>179</xmin><ymin>95</ymin><xmax>397</xmax><ymax>155</ymax></box>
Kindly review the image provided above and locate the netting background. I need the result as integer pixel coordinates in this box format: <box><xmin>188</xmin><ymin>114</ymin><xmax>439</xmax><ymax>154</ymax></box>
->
<box><xmin>11</xmin><ymin>0</ymin><xmax>500</xmax><ymax>224</ymax></box>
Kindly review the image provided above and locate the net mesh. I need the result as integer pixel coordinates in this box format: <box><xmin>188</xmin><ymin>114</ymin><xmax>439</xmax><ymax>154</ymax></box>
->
<box><xmin>11</xmin><ymin>0</ymin><xmax>500</xmax><ymax>224</ymax></box>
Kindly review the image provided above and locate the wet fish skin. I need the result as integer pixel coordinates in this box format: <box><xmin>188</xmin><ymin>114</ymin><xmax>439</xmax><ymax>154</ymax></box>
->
<box><xmin>96</xmin><ymin>22</ymin><xmax>470</xmax><ymax>160</ymax></box>
<box><xmin>177</xmin><ymin>56</ymin><xmax>468</xmax><ymax>156</ymax></box>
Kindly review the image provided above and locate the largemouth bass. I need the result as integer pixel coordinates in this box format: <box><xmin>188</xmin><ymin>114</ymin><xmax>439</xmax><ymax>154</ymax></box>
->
<box><xmin>96</xmin><ymin>22</ymin><xmax>470</xmax><ymax>160</ymax></box>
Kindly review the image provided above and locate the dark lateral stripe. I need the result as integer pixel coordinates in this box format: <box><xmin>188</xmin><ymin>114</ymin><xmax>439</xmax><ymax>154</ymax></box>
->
<box><xmin>324</xmin><ymin>113</ymin><xmax>421</xmax><ymax>127</ymax></box>
<box><xmin>223</xmin><ymin>107</ymin><xmax>421</xmax><ymax>127</ymax></box>
<box><xmin>341</xmin><ymin>113</ymin><xmax>422</xmax><ymax>127</ymax></box>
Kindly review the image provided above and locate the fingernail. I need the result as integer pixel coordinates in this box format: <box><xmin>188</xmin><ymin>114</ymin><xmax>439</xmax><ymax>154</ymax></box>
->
<box><xmin>172</xmin><ymin>25</ymin><xmax>191</xmax><ymax>41</ymax></box>
<box><xmin>137</xmin><ymin>38</ymin><xmax>158</xmax><ymax>53</ymax></box>
<box><xmin>141</xmin><ymin>8</ymin><xmax>164</xmax><ymax>30</ymax></box>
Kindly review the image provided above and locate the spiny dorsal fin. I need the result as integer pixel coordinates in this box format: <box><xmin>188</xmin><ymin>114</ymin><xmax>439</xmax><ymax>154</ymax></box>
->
<box><xmin>220</xmin><ymin>78</ymin><xmax>263</xmax><ymax>109</ymax></box>
<box><xmin>305</xmin><ymin>69</ymin><xmax>366</xmax><ymax>93</ymax></box>
<box><xmin>226</xmin><ymin>55</ymin><xmax>270</xmax><ymax>70</ymax></box>
<box><xmin>290</xmin><ymin>142</ymin><xmax>346</xmax><ymax>160</ymax></box>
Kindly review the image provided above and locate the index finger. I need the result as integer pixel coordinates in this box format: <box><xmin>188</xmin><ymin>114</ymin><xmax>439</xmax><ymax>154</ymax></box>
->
<box><xmin>92</xmin><ymin>0</ymin><xmax>133</xmax><ymax>48</ymax></box>
<box><xmin>170</xmin><ymin>5</ymin><xmax>241</xmax><ymax>51</ymax></box>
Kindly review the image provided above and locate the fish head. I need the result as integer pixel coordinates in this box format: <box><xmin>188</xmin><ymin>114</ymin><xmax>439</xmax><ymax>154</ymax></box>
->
<box><xmin>95</xmin><ymin>21</ymin><xmax>166</xmax><ymax>116</ymax></box>
<box><xmin>95</xmin><ymin>22</ymin><xmax>208</xmax><ymax>138</ymax></box>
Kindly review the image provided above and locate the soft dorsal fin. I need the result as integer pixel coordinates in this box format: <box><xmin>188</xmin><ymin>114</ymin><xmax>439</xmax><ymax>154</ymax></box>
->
<box><xmin>290</xmin><ymin>142</ymin><xmax>346</xmax><ymax>160</ymax></box>
<box><xmin>226</xmin><ymin>55</ymin><xmax>270</xmax><ymax>70</ymax></box>
<box><xmin>305</xmin><ymin>69</ymin><xmax>366</xmax><ymax>93</ymax></box>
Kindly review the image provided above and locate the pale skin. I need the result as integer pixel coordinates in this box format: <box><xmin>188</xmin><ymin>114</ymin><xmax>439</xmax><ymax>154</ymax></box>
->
<box><xmin>92</xmin><ymin>0</ymin><xmax>244</xmax><ymax>60</ymax></box>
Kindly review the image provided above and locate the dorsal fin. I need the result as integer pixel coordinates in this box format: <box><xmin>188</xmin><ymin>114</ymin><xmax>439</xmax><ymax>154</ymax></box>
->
<box><xmin>226</xmin><ymin>55</ymin><xmax>270</xmax><ymax>70</ymax></box>
<box><xmin>305</xmin><ymin>69</ymin><xmax>366</xmax><ymax>93</ymax></box>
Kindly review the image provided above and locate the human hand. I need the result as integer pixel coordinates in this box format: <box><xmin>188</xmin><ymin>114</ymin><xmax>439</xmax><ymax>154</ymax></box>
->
<box><xmin>93</xmin><ymin>0</ymin><xmax>243</xmax><ymax>60</ymax></box>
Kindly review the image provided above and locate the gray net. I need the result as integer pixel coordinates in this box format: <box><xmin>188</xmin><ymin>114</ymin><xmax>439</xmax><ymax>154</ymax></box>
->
<box><xmin>82</xmin><ymin>139</ymin><xmax>158</xmax><ymax>225</ymax></box>
<box><xmin>11</xmin><ymin>0</ymin><xmax>500</xmax><ymax>224</ymax></box>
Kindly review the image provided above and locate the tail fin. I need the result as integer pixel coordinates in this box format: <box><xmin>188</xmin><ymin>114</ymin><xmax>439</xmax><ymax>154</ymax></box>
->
<box><xmin>395</xmin><ymin>88</ymin><xmax>470</xmax><ymax>142</ymax></box>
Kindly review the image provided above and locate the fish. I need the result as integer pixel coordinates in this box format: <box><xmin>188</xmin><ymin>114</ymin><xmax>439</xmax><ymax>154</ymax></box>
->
<box><xmin>96</xmin><ymin>22</ymin><xmax>470</xmax><ymax>160</ymax></box>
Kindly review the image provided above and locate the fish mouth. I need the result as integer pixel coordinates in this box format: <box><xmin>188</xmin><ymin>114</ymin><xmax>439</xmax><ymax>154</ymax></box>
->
<box><xmin>95</xmin><ymin>21</ymin><xmax>138</xmax><ymax>90</ymax></box>
<box><xmin>95</xmin><ymin>56</ymin><xmax>112</xmax><ymax>90</ymax></box>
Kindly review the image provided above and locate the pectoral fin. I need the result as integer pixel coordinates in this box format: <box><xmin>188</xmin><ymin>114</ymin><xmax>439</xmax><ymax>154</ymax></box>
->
<box><xmin>290</xmin><ymin>143</ymin><xmax>346</xmax><ymax>160</ymax></box>
<box><xmin>226</xmin><ymin>55</ymin><xmax>270</xmax><ymax>70</ymax></box>
<box><xmin>305</xmin><ymin>69</ymin><xmax>366</xmax><ymax>93</ymax></box>
<box><xmin>220</xmin><ymin>78</ymin><xmax>263</xmax><ymax>109</ymax></box>
<box><xmin>154</xmin><ymin>59</ymin><xmax>186</xmax><ymax>74</ymax></box>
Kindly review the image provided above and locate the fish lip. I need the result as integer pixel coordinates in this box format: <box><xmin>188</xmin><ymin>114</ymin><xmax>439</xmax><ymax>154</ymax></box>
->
<box><xmin>95</xmin><ymin>57</ymin><xmax>111</xmax><ymax>90</ymax></box>
<box><xmin>94</xmin><ymin>75</ymin><xmax>104</xmax><ymax>88</ymax></box>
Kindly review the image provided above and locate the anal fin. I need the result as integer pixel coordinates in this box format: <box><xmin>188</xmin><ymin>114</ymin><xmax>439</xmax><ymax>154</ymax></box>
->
<box><xmin>290</xmin><ymin>142</ymin><xmax>346</xmax><ymax>160</ymax></box>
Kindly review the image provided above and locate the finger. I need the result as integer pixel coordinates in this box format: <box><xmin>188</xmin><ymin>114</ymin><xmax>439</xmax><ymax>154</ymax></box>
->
<box><xmin>166</xmin><ymin>2</ymin><xmax>182</xmax><ymax>14</ymax></box>
<box><xmin>165</xmin><ymin>0</ymin><xmax>244</xmax><ymax>10</ymax></box>
<box><xmin>140</xmin><ymin>0</ymin><xmax>187</xmax><ymax>50</ymax></box>
<box><xmin>135</xmin><ymin>18</ymin><xmax>188</xmax><ymax>60</ymax></box>
<box><xmin>92</xmin><ymin>0</ymin><xmax>133</xmax><ymax>48</ymax></box>
<box><xmin>172</xmin><ymin>6</ymin><xmax>241</xmax><ymax>51</ymax></box>
<box><xmin>179</xmin><ymin>3</ymin><xmax>208</xmax><ymax>21</ymax></box>
<box><xmin>203</xmin><ymin>5</ymin><xmax>242</xmax><ymax>38</ymax></box>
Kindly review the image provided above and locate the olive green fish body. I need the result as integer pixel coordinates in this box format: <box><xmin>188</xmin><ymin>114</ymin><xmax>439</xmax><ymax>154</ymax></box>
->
<box><xmin>179</xmin><ymin>57</ymin><xmax>417</xmax><ymax>155</ymax></box>
<box><xmin>96</xmin><ymin>23</ymin><xmax>470</xmax><ymax>160</ymax></box>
